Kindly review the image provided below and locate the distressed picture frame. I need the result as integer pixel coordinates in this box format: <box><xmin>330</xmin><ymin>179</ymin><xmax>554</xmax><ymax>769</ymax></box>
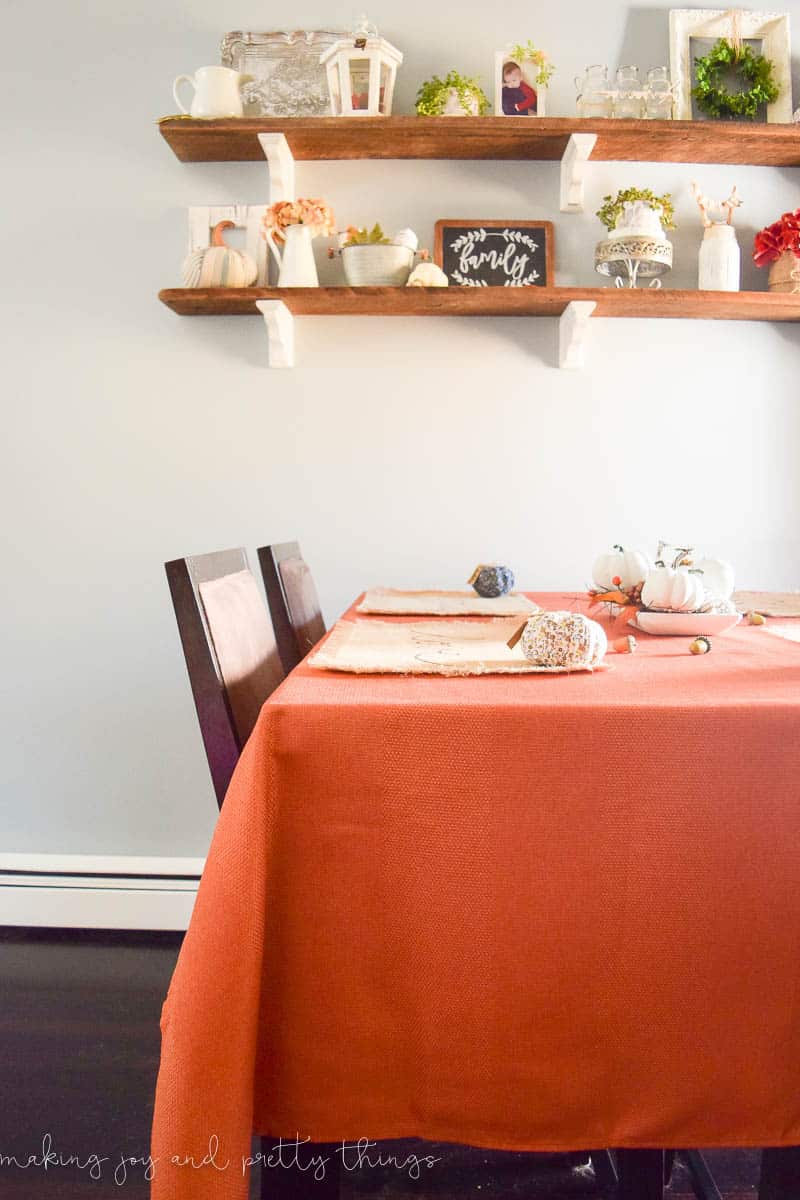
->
<box><xmin>669</xmin><ymin>9</ymin><xmax>792</xmax><ymax>122</ymax></box>
<box><xmin>187</xmin><ymin>206</ymin><xmax>269</xmax><ymax>285</ymax></box>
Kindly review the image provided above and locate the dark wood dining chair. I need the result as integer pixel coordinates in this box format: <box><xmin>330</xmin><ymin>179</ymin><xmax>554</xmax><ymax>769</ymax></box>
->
<box><xmin>165</xmin><ymin>548</ymin><xmax>285</xmax><ymax>808</ymax></box>
<box><xmin>257</xmin><ymin>541</ymin><xmax>326</xmax><ymax>673</ymax></box>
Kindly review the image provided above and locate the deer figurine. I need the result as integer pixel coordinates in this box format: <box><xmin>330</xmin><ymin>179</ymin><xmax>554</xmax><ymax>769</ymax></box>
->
<box><xmin>691</xmin><ymin>181</ymin><xmax>742</xmax><ymax>228</ymax></box>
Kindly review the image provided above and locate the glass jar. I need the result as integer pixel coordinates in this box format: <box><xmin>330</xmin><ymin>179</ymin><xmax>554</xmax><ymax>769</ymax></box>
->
<box><xmin>575</xmin><ymin>65</ymin><xmax>613</xmax><ymax>118</ymax></box>
<box><xmin>614</xmin><ymin>66</ymin><xmax>643</xmax><ymax>118</ymax></box>
<box><xmin>645</xmin><ymin>67</ymin><xmax>674</xmax><ymax>120</ymax></box>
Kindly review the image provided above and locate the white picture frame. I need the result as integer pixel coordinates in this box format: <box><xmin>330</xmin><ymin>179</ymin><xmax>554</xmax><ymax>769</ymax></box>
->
<box><xmin>187</xmin><ymin>205</ymin><xmax>269</xmax><ymax>285</ymax></box>
<box><xmin>669</xmin><ymin>9</ymin><xmax>792</xmax><ymax>122</ymax></box>
<box><xmin>494</xmin><ymin>49</ymin><xmax>547</xmax><ymax>117</ymax></box>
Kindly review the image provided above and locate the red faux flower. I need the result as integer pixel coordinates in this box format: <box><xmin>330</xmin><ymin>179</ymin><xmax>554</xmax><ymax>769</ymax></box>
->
<box><xmin>753</xmin><ymin>209</ymin><xmax>800</xmax><ymax>267</ymax></box>
<box><xmin>753</xmin><ymin>220</ymin><xmax>786</xmax><ymax>268</ymax></box>
<box><xmin>780</xmin><ymin>209</ymin><xmax>800</xmax><ymax>256</ymax></box>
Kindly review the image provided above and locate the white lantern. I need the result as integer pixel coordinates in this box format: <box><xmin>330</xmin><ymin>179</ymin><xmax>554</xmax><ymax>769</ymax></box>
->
<box><xmin>320</xmin><ymin>16</ymin><xmax>402</xmax><ymax>116</ymax></box>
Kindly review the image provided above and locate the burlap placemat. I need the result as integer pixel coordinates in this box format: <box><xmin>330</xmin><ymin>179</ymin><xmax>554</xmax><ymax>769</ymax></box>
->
<box><xmin>356</xmin><ymin>588</ymin><xmax>540</xmax><ymax>618</ymax></box>
<box><xmin>734</xmin><ymin>591</ymin><xmax>800</xmax><ymax>618</ymax></box>
<box><xmin>309</xmin><ymin>618</ymin><xmax>600</xmax><ymax>676</ymax></box>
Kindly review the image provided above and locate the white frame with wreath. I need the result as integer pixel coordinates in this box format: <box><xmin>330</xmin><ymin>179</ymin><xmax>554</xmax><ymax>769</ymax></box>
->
<box><xmin>669</xmin><ymin>8</ymin><xmax>792</xmax><ymax>122</ymax></box>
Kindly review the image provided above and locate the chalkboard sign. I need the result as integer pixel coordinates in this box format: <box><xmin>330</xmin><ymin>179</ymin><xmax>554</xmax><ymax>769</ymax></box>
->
<box><xmin>435</xmin><ymin>219</ymin><xmax>553</xmax><ymax>287</ymax></box>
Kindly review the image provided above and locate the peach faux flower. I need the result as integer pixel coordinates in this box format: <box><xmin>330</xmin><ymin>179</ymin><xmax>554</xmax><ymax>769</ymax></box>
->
<box><xmin>263</xmin><ymin>198</ymin><xmax>335</xmax><ymax>244</ymax></box>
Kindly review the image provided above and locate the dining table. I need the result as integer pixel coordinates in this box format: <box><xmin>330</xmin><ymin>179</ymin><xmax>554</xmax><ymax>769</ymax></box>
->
<box><xmin>150</xmin><ymin>591</ymin><xmax>800</xmax><ymax>1200</ymax></box>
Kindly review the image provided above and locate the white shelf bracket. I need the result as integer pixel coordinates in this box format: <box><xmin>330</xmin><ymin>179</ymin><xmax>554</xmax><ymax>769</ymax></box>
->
<box><xmin>559</xmin><ymin>132</ymin><xmax>598</xmax><ymax>213</ymax></box>
<box><xmin>258</xmin><ymin>132</ymin><xmax>296</xmax><ymax>204</ymax></box>
<box><xmin>256</xmin><ymin>300</ymin><xmax>295</xmax><ymax>368</ymax></box>
<box><xmin>558</xmin><ymin>301</ymin><xmax>596</xmax><ymax>370</ymax></box>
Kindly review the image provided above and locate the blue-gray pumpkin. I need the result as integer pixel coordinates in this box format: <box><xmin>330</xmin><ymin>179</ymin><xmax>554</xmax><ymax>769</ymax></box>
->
<box><xmin>472</xmin><ymin>565</ymin><xmax>515</xmax><ymax>598</ymax></box>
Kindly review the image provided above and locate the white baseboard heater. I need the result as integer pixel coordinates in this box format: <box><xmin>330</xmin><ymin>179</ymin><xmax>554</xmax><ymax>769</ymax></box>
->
<box><xmin>0</xmin><ymin>854</ymin><xmax>205</xmax><ymax>931</ymax></box>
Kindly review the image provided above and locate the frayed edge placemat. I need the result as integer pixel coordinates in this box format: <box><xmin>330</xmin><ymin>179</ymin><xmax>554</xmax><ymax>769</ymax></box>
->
<box><xmin>309</xmin><ymin>618</ymin><xmax>602</xmax><ymax>676</ymax></box>
<box><xmin>734</xmin><ymin>591</ymin><xmax>800</xmax><ymax>618</ymax></box>
<box><xmin>356</xmin><ymin>588</ymin><xmax>540</xmax><ymax>617</ymax></box>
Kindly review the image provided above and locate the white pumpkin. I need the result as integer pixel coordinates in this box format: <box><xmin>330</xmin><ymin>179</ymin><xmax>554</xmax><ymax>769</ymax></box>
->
<box><xmin>641</xmin><ymin>566</ymin><xmax>707</xmax><ymax>613</ymax></box>
<box><xmin>406</xmin><ymin>263</ymin><xmax>449</xmax><ymax>287</ymax></box>
<box><xmin>592</xmin><ymin>544</ymin><xmax>651</xmax><ymax>591</ymax></box>
<box><xmin>693</xmin><ymin>557</ymin><xmax>735</xmax><ymax>601</ymax></box>
<box><xmin>182</xmin><ymin>220</ymin><xmax>258</xmax><ymax>288</ymax></box>
<box><xmin>391</xmin><ymin>228</ymin><xmax>419</xmax><ymax>252</ymax></box>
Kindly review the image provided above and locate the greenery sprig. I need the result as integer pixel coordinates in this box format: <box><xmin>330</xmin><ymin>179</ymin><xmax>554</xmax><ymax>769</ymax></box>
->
<box><xmin>596</xmin><ymin>187</ymin><xmax>676</xmax><ymax>232</ymax></box>
<box><xmin>415</xmin><ymin>70</ymin><xmax>490</xmax><ymax>116</ymax></box>
<box><xmin>692</xmin><ymin>38</ymin><xmax>779</xmax><ymax>119</ymax></box>
<box><xmin>341</xmin><ymin>223</ymin><xmax>391</xmax><ymax>246</ymax></box>
<box><xmin>508</xmin><ymin>41</ymin><xmax>555</xmax><ymax>87</ymax></box>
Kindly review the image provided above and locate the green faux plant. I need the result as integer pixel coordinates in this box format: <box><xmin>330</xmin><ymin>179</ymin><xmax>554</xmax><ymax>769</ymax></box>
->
<box><xmin>415</xmin><ymin>70</ymin><xmax>490</xmax><ymax>116</ymax></box>
<box><xmin>341</xmin><ymin>223</ymin><xmax>392</xmax><ymax>247</ymax></box>
<box><xmin>508</xmin><ymin>41</ymin><xmax>555</xmax><ymax>87</ymax></box>
<box><xmin>596</xmin><ymin>187</ymin><xmax>677</xmax><ymax>232</ymax></box>
<box><xmin>692</xmin><ymin>37</ymin><xmax>779</xmax><ymax>119</ymax></box>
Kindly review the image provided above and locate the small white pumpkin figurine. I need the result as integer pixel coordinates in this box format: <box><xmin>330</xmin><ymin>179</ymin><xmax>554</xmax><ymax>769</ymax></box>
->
<box><xmin>406</xmin><ymin>263</ymin><xmax>449</xmax><ymax>287</ymax></box>
<box><xmin>693</xmin><ymin>556</ymin><xmax>735</xmax><ymax>602</ymax></box>
<box><xmin>655</xmin><ymin>542</ymin><xmax>735</xmax><ymax>606</ymax></box>
<box><xmin>182</xmin><ymin>220</ymin><xmax>258</xmax><ymax>288</ymax></box>
<box><xmin>592</xmin><ymin>544</ymin><xmax>651</xmax><ymax>592</ymax></box>
<box><xmin>641</xmin><ymin>559</ymin><xmax>708</xmax><ymax>613</ymax></box>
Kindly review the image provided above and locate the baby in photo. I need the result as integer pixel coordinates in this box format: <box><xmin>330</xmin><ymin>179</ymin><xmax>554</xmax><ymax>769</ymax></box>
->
<box><xmin>502</xmin><ymin>60</ymin><xmax>537</xmax><ymax>114</ymax></box>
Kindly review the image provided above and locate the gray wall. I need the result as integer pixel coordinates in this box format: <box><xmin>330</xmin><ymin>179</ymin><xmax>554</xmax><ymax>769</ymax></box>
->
<box><xmin>3</xmin><ymin>0</ymin><xmax>799</xmax><ymax>857</ymax></box>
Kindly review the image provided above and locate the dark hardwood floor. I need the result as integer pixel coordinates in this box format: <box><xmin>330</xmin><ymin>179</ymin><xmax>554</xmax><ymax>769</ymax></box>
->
<box><xmin>0</xmin><ymin>929</ymin><xmax>761</xmax><ymax>1199</ymax></box>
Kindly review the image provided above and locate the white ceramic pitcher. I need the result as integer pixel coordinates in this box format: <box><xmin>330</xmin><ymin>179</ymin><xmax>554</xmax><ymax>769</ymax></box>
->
<box><xmin>264</xmin><ymin>224</ymin><xmax>319</xmax><ymax>287</ymax></box>
<box><xmin>172</xmin><ymin>66</ymin><xmax>252</xmax><ymax>118</ymax></box>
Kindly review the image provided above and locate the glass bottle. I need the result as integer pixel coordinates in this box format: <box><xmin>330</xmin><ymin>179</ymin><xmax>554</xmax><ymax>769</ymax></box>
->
<box><xmin>614</xmin><ymin>66</ymin><xmax>643</xmax><ymax>119</ymax></box>
<box><xmin>575</xmin><ymin>65</ymin><xmax>613</xmax><ymax>118</ymax></box>
<box><xmin>645</xmin><ymin>67</ymin><xmax>673</xmax><ymax>120</ymax></box>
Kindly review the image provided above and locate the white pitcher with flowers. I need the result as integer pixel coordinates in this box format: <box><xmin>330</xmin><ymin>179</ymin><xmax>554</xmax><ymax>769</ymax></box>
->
<box><xmin>262</xmin><ymin>199</ymin><xmax>336</xmax><ymax>287</ymax></box>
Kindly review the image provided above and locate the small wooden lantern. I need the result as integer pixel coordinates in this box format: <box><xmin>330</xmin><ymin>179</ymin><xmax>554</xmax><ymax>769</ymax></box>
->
<box><xmin>320</xmin><ymin>17</ymin><xmax>402</xmax><ymax>116</ymax></box>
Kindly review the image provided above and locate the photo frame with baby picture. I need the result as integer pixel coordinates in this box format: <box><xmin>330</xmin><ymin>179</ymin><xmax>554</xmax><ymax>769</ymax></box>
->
<box><xmin>494</xmin><ymin>49</ymin><xmax>548</xmax><ymax>116</ymax></box>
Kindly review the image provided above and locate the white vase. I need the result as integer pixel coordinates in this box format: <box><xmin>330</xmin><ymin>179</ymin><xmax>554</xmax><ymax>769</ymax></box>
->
<box><xmin>698</xmin><ymin>224</ymin><xmax>740</xmax><ymax>292</ymax></box>
<box><xmin>265</xmin><ymin>223</ymin><xmax>319</xmax><ymax>287</ymax></box>
<box><xmin>612</xmin><ymin>202</ymin><xmax>666</xmax><ymax>239</ymax></box>
<box><xmin>441</xmin><ymin>88</ymin><xmax>481</xmax><ymax>115</ymax></box>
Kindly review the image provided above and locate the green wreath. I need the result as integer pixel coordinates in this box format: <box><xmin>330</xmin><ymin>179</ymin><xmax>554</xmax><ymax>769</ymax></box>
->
<box><xmin>692</xmin><ymin>37</ymin><xmax>779</xmax><ymax>119</ymax></box>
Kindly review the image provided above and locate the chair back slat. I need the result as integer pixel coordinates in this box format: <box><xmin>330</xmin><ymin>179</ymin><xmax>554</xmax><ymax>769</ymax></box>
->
<box><xmin>258</xmin><ymin>541</ymin><xmax>326</xmax><ymax>673</ymax></box>
<box><xmin>165</xmin><ymin>549</ymin><xmax>284</xmax><ymax>808</ymax></box>
<box><xmin>198</xmin><ymin>569</ymin><xmax>284</xmax><ymax>743</ymax></box>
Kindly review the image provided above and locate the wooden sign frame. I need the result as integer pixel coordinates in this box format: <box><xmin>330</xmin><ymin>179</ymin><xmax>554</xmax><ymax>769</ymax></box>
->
<box><xmin>434</xmin><ymin>219</ymin><xmax>554</xmax><ymax>287</ymax></box>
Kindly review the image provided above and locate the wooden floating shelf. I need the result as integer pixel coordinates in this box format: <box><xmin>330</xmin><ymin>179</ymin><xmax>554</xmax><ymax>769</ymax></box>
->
<box><xmin>159</xmin><ymin>115</ymin><xmax>800</xmax><ymax>166</ymax></box>
<box><xmin>158</xmin><ymin>286</ymin><xmax>800</xmax><ymax>322</ymax></box>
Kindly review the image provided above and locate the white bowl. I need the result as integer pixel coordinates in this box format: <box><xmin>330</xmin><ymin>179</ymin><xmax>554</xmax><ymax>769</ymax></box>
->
<box><xmin>629</xmin><ymin>611</ymin><xmax>742</xmax><ymax>636</ymax></box>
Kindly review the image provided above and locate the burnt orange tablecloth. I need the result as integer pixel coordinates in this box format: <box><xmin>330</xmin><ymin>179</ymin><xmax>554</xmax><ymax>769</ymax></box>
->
<box><xmin>151</xmin><ymin>593</ymin><xmax>800</xmax><ymax>1199</ymax></box>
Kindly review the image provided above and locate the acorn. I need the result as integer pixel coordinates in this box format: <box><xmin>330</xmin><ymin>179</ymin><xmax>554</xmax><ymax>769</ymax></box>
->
<box><xmin>690</xmin><ymin>636</ymin><xmax>711</xmax><ymax>655</ymax></box>
<box><xmin>613</xmin><ymin>635</ymin><xmax>637</xmax><ymax>654</ymax></box>
<box><xmin>747</xmin><ymin>611</ymin><xmax>766</xmax><ymax>625</ymax></box>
